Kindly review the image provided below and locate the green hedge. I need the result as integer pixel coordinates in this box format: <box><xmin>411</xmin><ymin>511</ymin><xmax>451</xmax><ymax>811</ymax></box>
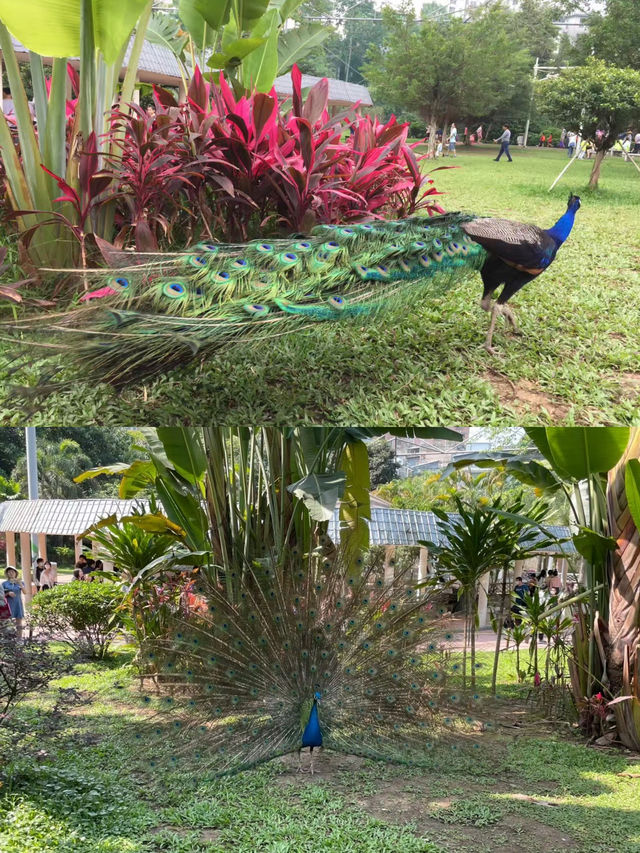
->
<box><xmin>29</xmin><ymin>583</ymin><xmax>122</xmax><ymax>659</ymax></box>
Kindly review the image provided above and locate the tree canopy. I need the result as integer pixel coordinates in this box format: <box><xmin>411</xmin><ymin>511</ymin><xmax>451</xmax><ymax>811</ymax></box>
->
<box><xmin>0</xmin><ymin>428</ymin><xmax>140</xmax><ymax>492</ymax></box>
<box><xmin>365</xmin><ymin>3</ymin><xmax>531</xmax><ymax>138</ymax></box>
<box><xmin>572</xmin><ymin>0</ymin><xmax>640</xmax><ymax>69</ymax></box>
<box><xmin>367</xmin><ymin>438</ymin><xmax>400</xmax><ymax>488</ymax></box>
<box><xmin>536</xmin><ymin>58</ymin><xmax>640</xmax><ymax>185</ymax></box>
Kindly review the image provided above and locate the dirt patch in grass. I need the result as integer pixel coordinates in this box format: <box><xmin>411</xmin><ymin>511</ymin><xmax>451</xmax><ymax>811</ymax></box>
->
<box><xmin>274</xmin><ymin>745</ymin><xmax>579</xmax><ymax>853</ymax></box>
<box><xmin>615</xmin><ymin>373</ymin><xmax>640</xmax><ymax>397</ymax></box>
<box><xmin>485</xmin><ymin>371</ymin><xmax>570</xmax><ymax>418</ymax></box>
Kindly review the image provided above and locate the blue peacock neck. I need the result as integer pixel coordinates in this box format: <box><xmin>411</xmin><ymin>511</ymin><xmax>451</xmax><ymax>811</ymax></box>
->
<box><xmin>546</xmin><ymin>207</ymin><xmax>577</xmax><ymax>246</ymax></box>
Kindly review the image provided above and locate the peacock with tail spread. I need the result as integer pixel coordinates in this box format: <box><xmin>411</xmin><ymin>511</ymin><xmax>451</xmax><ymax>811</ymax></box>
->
<box><xmin>133</xmin><ymin>548</ymin><xmax>492</xmax><ymax>776</ymax></box>
<box><xmin>6</xmin><ymin>196</ymin><xmax>579</xmax><ymax>384</ymax></box>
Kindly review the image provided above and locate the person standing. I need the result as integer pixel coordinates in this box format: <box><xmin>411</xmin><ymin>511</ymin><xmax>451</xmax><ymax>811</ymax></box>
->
<box><xmin>33</xmin><ymin>556</ymin><xmax>45</xmax><ymax>590</ymax></box>
<box><xmin>448</xmin><ymin>123</ymin><xmax>458</xmax><ymax>157</ymax></box>
<box><xmin>477</xmin><ymin>125</ymin><xmax>483</xmax><ymax>144</ymax></box>
<box><xmin>567</xmin><ymin>131</ymin><xmax>577</xmax><ymax>157</ymax></box>
<box><xmin>493</xmin><ymin>124</ymin><xmax>512</xmax><ymax>161</ymax></box>
<box><xmin>634</xmin><ymin>131</ymin><xmax>640</xmax><ymax>154</ymax></box>
<box><xmin>2</xmin><ymin>567</ymin><xmax>26</xmax><ymax>640</ymax></box>
<box><xmin>39</xmin><ymin>561</ymin><xmax>57</xmax><ymax>591</ymax></box>
<box><xmin>538</xmin><ymin>132</ymin><xmax>545</xmax><ymax>147</ymax></box>
<box><xmin>547</xmin><ymin>133</ymin><xmax>553</xmax><ymax>148</ymax></box>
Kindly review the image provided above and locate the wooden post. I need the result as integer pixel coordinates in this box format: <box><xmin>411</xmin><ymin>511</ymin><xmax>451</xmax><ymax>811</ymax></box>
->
<box><xmin>37</xmin><ymin>532</ymin><xmax>47</xmax><ymax>561</ymax></box>
<box><xmin>75</xmin><ymin>536</ymin><xmax>83</xmax><ymax>563</ymax></box>
<box><xmin>5</xmin><ymin>531</ymin><xmax>16</xmax><ymax>567</ymax></box>
<box><xmin>19</xmin><ymin>531</ymin><xmax>33</xmax><ymax>605</ymax></box>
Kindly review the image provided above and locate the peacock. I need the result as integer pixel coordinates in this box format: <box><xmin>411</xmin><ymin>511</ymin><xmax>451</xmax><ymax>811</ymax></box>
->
<box><xmin>132</xmin><ymin>547</ymin><xmax>491</xmax><ymax>777</ymax></box>
<box><xmin>5</xmin><ymin>196</ymin><xmax>579</xmax><ymax>385</ymax></box>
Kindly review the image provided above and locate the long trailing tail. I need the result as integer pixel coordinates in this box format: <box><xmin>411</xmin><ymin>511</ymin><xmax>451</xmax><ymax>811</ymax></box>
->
<box><xmin>4</xmin><ymin>213</ymin><xmax>485</xmax><ymax>387</ymax></box>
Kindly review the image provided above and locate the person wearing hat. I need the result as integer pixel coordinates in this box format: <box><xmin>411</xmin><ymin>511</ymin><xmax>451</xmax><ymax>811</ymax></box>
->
<box><xmin>2</xmin><ymin>567</ymin><xmax>26</xmax><ymax>639</ymax></box>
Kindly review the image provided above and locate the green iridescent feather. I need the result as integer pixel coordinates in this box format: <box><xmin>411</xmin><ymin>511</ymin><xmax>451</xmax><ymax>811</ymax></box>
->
<box><xmin>4</xmin><ymin>213</ymin><xmax>486</xmax><ymax>386</ymax></box>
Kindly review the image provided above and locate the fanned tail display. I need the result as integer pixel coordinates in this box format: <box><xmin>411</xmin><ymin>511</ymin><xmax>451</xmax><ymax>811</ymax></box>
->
<box><xmin>5</xmin><ymin>214</ymin><xmax>485</xmax><ymax>385</ymax></box>
<box><xmin>132</xmin><ymin>548</ymin><xmax>491</xmax><ymax>777</ymax></box>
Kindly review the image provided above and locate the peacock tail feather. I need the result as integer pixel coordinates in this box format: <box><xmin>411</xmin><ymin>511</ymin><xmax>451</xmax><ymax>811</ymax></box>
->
<box><xmin>133</xmin><ymin>547</ymin><xmax>490</xmax><ymax>777</ymax></box>
<box><xmin>4</xmin><ymin>213</ymin><xmax>485</xmax><ymax>386</ymax></box>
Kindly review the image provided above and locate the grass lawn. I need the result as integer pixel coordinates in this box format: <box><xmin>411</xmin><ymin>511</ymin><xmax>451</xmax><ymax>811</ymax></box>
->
<box><xmin>1</xmin><ymin>649</ymin><xmax>639</xmax><ymax>853</ymax></box>
<box><xmin>0</xmin><ymin>146</ymin><xmax>639</xmax><ymax>425</ymax></box>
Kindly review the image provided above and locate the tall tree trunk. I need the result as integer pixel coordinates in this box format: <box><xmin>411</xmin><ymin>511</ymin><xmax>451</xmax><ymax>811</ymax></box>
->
<box><xmin>442</xmin><ymin>119</ymin><xmax>449</xmax><ymax>157</ymax></box>
<box><xmin>588</xmin><ymin>149</ymin><xmax>606</xmax><ymax>189</ymax></box>
<box><xmin>607</xmin><ymin>428</ymin><xmax>640</xmax><ymax>694</ymax></box>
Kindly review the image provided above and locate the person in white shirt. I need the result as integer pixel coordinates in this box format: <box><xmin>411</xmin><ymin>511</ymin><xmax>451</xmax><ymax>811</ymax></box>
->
<box><xmin>634</xmin><ymin>132</ymin><xmax>640</xmax><ymax>154</ymax></box>
<box><xmin>1</xmin><ymin>90</ymin><xmax>15</xmax><ymax>122</ymax></box>
<box><xmin>448</xmin><ymin>123</ymin><xmax>457</xmax><ymax>157</ymax></box>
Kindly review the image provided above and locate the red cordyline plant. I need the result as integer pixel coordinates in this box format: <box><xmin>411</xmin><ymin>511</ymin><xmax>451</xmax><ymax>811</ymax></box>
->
<box><xmin>100</xmin><ymin>64</ymin><xmax>445</xmax><ymax>246</ymax></box>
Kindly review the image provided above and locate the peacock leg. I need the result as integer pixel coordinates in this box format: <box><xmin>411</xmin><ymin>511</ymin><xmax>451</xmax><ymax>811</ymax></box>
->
<box><xmin>502</xmin><ymin>305</ymin><xmax>522</xmax><ymax>335</ymax></box>
<box><xmin>297</xmin><ymin>748</ymin><xmax>304</xmax><ymax>773</ymax></box>
<box><xmin>309</xmin><ymin>747</ymin><xmax>315</xmax><ymax>775</ymax></box>
<box><xmin>479</xmin><ymin>294</ymin><xmax>492</xmax><ymax>312</ymax></box>
<box><xmin>484</xmin><ymin>303</ymin><xmax>502</xmax><ymax>354</ymax></box>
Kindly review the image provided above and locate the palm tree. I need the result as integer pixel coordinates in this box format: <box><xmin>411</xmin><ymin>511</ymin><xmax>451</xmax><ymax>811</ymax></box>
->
<box><xmin>12</xmin><ymin>439</ymin><xmax>94</xmax><ymax>498</ymax></box>
<box><xmin>420</xmin><ymin>497</ymin><xmax>512</xmax><ymax>689</ymax></box>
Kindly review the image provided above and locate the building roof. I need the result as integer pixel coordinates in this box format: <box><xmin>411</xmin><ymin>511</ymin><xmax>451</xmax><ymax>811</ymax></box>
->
<box><xmin>6</xmin><ymin>36</ymin><xmax>372</xmax><ymax>105</ymax></box>
<box><xmin>0</xmin><ymin>499</ymin><xmax>574</xmax><ymax>555</ymax></box>
<box><xmin>329</xmin><ymin>507</ymin><xmax>575</xmax><ymax>555</ymax></box>
<box><xmin>273</xmin><ymin>73</ymin><xmax>372</xmax><ymax>107</ymax></box>
<box><xmin>0</xmin><ymin>499</ymin><xmax>149</xmax><ymax>537</ymax></box>
<box><xmin>8</xmin><ymin>34</ymin><xmax>184</xmax><ymax>87</ymax></box>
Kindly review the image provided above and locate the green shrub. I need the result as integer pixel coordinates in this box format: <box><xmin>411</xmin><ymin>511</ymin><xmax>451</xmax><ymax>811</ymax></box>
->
<box><xmin>29</xmin><ymin>583</ymin><xmax>122</xmax><ymax>659</ymax></box>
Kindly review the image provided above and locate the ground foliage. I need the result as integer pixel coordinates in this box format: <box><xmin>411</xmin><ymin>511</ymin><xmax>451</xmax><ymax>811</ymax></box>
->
<box><xmin>0</xmin><ymin>650</ymin><xmax>638</xmax><ymax>852</ymax></box>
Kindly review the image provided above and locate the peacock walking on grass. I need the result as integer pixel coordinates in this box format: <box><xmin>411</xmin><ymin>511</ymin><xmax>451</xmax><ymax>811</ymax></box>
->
<box><xmin>4</xmin><ymin>196</ymin><xmax>579</xmax><ymax>385</ymax></box>
<box><xmin>132</xmin><ymin>548</ymin><xmax>491</xmax><ymax>777</ymax></box>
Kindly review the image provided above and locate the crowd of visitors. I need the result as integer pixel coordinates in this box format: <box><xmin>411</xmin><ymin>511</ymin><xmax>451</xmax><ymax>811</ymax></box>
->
<box><xmin>0</xmin><ymin>553</ymin><xmax>108</xmax><ymax>639</ymax></box>
<box><xmin>510</xmin><ymin>567</ymin><xmax>570</xmax><ymax>627</ymax></box>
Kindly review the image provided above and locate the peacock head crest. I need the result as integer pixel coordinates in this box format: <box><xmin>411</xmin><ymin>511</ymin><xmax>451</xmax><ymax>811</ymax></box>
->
<box><xmin>567</xmin><ymin>193</ymin><xmax>581</xmax><ymax>212</ymax></box>
<box><xmin>314</xmin><ymin>690</ymin><xmax>322</xmax><ymax>701</ymax></box>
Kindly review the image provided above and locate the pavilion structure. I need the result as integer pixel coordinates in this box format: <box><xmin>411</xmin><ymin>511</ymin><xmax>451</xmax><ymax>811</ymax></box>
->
<box><xmin>0</xmin><ymin>498</ymin><xmax>148</xmax><ymax>603</ymax></box>
<box><xmin>0</xmin><ymin>497</ymin><xmax>575</xmax><ymax>618</ymax></box>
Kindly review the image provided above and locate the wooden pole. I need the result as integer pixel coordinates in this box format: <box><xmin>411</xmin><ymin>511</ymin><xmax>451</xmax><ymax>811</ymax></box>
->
<box><xmin>5</xmin><ymin>531</ymin><xmax>16</xmax><ymax>567</ymax></box>
<box><xmin>37</xmin><ymin>532</ymin><xmax>47</xmax><ymax>561</ymax></box>
<box><xmin>19</xmin><ymin>531</ymin><xmax>33</xmax><ymax>605</ymax></box>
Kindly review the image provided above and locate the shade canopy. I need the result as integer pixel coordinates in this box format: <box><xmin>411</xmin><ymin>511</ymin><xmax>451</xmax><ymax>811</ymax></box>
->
<box><xmin>0</xmin><ymin>498</ymin><xmax>149</xmax><ymax>537</ymax></box>
<box><xmin>0</xmin><ymin>499</ymin><xmax>575</xmax><ymax>555</ymax></box>
<box><xmin>329</xmin><ymin>507</ymin><xmax>576</xmax><ymax>554</ymax></box>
